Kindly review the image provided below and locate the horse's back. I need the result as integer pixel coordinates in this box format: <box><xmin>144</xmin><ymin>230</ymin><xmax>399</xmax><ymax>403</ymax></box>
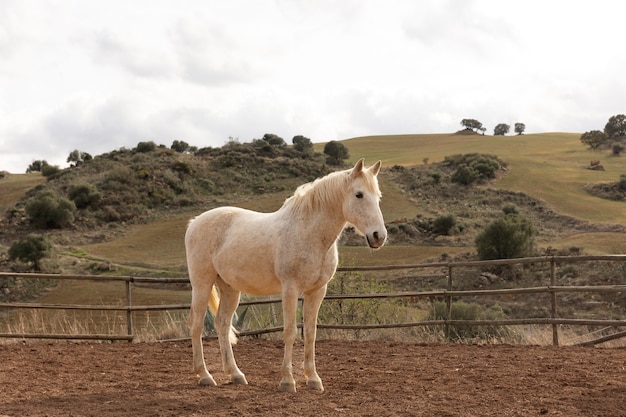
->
<box><xmin>186</xmin><ymin>206</ymin><xmax>284</xmax><ymax>294</ymax></box>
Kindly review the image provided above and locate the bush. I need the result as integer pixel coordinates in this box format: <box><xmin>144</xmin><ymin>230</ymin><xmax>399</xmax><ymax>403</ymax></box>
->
<box><xmin>68</xmin><ymin>183</ymin><xmax>101</xmax><ymax>209</ymax></box>
<box><xmin>8</xmin><ymin>234</ymin><xmax>51</xmax><ymax>270</ymax></box>
<box><xmin>25</xmin><ymin>191</ymin><xmax>76</xmax><ymax>229</ymax></box>
<box><xmin>475</xmin><ymin>213</ymin><xmax>535</xmax><ymax>260</ymax></box>
<box><xmin>428</xmin><ymin>301</ymin><xmax>512</xmax><ymax>342</ymax></box>
<box><xmin>135</xmin><ymin>141</ymin><xmax>157</xmax><ymax>153</ymax></box>
<box><xmin>451</xmin><ymin>164</ymin><xmax>478</xmax><ymax>185</ymax></box>
<box><xmin>41</xmin><ymin>164</ymin><xmax>61</xmax><ymax>177</ymax></box>
<box><xmin>432</xmin><ymin>214</ymin><xmax>456</xmax><ymax>235</ymax></box>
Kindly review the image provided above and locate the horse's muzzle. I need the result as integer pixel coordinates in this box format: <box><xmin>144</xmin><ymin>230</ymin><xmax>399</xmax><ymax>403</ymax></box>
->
<box><xmin>366</xmin><ymin>230</ymin><xmax>387</xmax><ymax>249</ymax></box>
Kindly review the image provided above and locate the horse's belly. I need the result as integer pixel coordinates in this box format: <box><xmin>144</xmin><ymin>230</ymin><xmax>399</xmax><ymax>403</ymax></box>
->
<box><xmin>215</xmin><ymin>262</ymin><xmax>283</xmax><ymax>296</ymax></box>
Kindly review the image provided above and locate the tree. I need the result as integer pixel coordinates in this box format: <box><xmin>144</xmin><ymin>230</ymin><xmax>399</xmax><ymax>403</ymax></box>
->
<box><xmin>460</xmin><ymin>119</ymin><xmax>483</xmax><ymax>133</ymax></box>
<box><xmin>67</xmin><ymin>149</ymin><xmax>92</xmax><ymax>166</ymax></box>
<box><xmin>135</xmin><ymin>141</ymin><xmax>157</xmax><ymax>153</ymax></box>
<box><xmin>604</xmin><ymin>114</ymin><xmax>626</xmax><ymax>138</ymax></box>
<box><xmin>514</xmin><ymin>123</ymin><xmax>526</xmax><ymax>135</ymax></box>
<box><xmin>8</xmin><ymin>234</ymin><xmax>51</xmax><ymax>271</ymax></box>
<box><xmin>323</xmin><ymin>141</ymin><xmax>349</xmax><ymax>165</ymax></box>
<box><xmin>494</xmin><ymin>123</ymin><xmax>510</xmax><ymax>136</ymax></box>
<box><xmin>26</xmin><ymin>160</ymin><xmax>48</xmax><ymax>173</ymax></box>
<box><xmin>171</xmin><ymin>140</ymin><xmax>194</xmax><ymax>153</ymax></box>
<box><xmin>475</xmin><ymin>213</ymin><xmax>535</xmax><ymax>260</ymax></box>
<box><xmin>292</xmin><ymin>135</ymin><xmax>314</xmax><ymax>154</ymax></box>
<box><xmin>262</xmin><ymin>133</ymin><xmax>286</xmax><ymax>147</ymax></box>
<box><xmin>580</xmin><ymin>130</ymin><xmax>609</xmax><ymax>150</ymax></box>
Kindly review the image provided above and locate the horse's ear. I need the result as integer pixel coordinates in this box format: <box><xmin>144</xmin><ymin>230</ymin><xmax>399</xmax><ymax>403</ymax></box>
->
<box><xmin>369</xmin><ymin>160</ymin><xmax>382</xmax><ymax>176</ymax></box>
<box><xmin>352</xmin><ymin>158</ymin><xmax>365</xmax><ymax>177</ymax></box>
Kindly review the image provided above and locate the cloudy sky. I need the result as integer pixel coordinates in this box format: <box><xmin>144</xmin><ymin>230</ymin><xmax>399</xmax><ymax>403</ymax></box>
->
<box><xmin>1</xmin><ymin>0</ymin><xmax>624</xmax><ymax>173</ymax></box>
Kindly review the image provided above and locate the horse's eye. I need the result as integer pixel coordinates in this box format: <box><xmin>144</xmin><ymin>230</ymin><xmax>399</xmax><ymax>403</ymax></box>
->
<box><xmin>355</xmin><ymin>192</ymin><xmax>363</xmax><ymax>199</ymax></box>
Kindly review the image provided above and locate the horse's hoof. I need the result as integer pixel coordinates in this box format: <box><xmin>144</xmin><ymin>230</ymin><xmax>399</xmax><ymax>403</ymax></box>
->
<box><xmin>198</xmin><ymin>376</ymin><xmax>217</xmax><ymax>386</ymax></box>
<box><xmin>306</xmin><ymin>379</ymin><xmax>324</xmax><ymax>392</ymax></box>
<box><xmin>231</xmin><ymin>374</ymin><xmax>248</xmax><ymax>385</ymax></box>
<box><xmin>279</xmin><ymin>381</ymin><xmax>297</xmax><ymax>393</ymax></box>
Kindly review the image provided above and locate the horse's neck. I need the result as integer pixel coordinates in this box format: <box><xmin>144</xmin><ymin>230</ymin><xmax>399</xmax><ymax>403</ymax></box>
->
<box><xmin>282</xmin><ymin>202</ymin><xmax>347</xmax><ymax>250</ymax></box>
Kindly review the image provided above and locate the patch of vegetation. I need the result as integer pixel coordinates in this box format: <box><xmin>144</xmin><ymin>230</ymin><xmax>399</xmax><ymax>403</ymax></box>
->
<box><xmin>4</xmin><ymin>138</ymin><xmax>330</xmax><ymax>237</ymax></box>
<box><xmin>584</xmin><ymin>174</ymin><xmax>626</xmax><ymax>201</ymax></box>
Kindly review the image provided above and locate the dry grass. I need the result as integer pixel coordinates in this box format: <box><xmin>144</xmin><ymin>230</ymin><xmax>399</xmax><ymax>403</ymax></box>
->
<box><xmin>0</xmin><ymin>172</ymin><xmax>46</xmax><ymax>214</ymax></box>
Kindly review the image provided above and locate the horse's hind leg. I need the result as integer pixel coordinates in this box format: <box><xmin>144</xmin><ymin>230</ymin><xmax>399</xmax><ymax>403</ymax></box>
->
<box><xmin>303</xmin><ymin>285</ymin><xmax>327</xmax><ymax>391</ymax></box>
<box><xmin>189</xmin><ymin>282</ymin><xmax>216</xmax><ymax>386</ymax></box>
<box><xmin>215</xmin><ymin>282</ymin><xmax>247</xmax><ymax>385</ymax></box>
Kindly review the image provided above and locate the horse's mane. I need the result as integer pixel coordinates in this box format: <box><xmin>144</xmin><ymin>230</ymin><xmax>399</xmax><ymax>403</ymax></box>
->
<box><xmin>281</xmin><ymin>166</ymin><xmax>380</xmax><ymax>216</ymax></box>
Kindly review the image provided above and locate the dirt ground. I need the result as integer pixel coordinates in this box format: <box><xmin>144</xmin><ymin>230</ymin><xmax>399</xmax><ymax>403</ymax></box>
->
<box><xmin>1</xmin><ymin>339</ymin><xmax>625</xmax><ymax>417</ymax></box>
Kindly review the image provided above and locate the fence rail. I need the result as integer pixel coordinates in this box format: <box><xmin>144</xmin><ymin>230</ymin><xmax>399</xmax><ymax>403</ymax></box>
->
<box><xmin>1</xmin><ymin>255</ymin><xmax>626</xmax><ymax>345</ymax></box>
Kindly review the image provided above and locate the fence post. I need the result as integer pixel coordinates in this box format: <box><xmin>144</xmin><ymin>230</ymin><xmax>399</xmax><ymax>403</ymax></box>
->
<box><xmin>445</xmin><ymin>263</ymin><xmax>453</xmax><ymax>340</ymax></box>
<box><xmin>126</xmin><ymin>279</ymin><xmax>133</xmax><ymax>342</ymax></box>
<box><xmin>550</xmin><ymin>257</ymin><xmax>559</xmax><ymax>346</ymax></box>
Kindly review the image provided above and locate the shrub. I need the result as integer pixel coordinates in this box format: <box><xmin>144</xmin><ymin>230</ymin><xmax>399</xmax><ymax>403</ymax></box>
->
<box><xmin>135</xmin><ymin>141</ymin><xmax>157</xmax><ymax>153</ymax></box>
<box><xmin>41</xmin><ymin>164</ymin><xmax>61</xmax><ymax>177</ymax></box>
<box><xmin>475</xmin><ymin>213</ymin><xmax>535</xmax><ymax>260</ymax></box>
<box><xmin>451</xmin><ymin>164</ymin><xmax>478</xmax><ymax>185</ymax></box>
<box><xmin>68</xmin><ymin>183</ymin><xmax>101</xmax><ymax>209</ymax></box>
<box><xmin>8</xmin><ymin>234</ymin><xmax>51</xmax><ymax>271</ymax></box>
<box><xmin>432</xmin><ymin>214</ymin><xmax>456</xmax><ymax>235</ymax></box>
<box><xmin>502</xmin><ymin>204</ymin><xmax>519</xmax><ymax>215</ymax></box>
<box><xmin>428</xmin><ymin>301</ymin><xmax>512</xmax><ymax>342</ymax></box>
<box><xmin>25</xmin><ymin>191</ymin><xmax>76</xmax><ymax>229</ymax></box>
<box><xmin>619</xmin><ymin>174</ymin><xmax>626</xmax><ymax>191</ymax></box>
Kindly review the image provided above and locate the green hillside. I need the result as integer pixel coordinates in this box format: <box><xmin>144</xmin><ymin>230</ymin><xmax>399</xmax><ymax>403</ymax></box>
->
<box><xmin>3</xmin><ymin>132</ymin><xmax>626</xmax><ymax>276</ymax></box>
<box><xmin>325</xmin><ymin>132</ymin><xmax>626</xmax><ymax>225</ymax></box>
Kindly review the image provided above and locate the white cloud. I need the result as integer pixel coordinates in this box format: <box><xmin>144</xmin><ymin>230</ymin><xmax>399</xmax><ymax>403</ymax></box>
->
<box><xmin>1</xmin><ymin>0</ymin><xmax>625</xmax><ymax>173</ymax></box>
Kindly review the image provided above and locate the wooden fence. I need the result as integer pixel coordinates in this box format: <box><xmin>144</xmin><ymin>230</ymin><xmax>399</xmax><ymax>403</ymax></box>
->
<box><xmin>1</xmin><ymin>255</ymin><xmax>625</xmax><ymax>346</ymax></box>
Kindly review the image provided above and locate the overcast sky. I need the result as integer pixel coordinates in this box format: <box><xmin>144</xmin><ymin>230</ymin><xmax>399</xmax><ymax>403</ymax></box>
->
<box><xmin>1</xmin><ymin>0</ymin><xmax>624</xmax><ymax>173</ymax></box>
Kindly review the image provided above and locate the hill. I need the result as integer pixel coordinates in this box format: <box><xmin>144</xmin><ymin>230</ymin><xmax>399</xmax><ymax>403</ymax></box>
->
<box><xmin>2</xmin><ymin>132</ymin><xmax>626</xmax><ymax>276</ymax></box>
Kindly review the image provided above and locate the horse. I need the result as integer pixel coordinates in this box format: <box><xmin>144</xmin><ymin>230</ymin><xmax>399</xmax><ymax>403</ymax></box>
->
<box><xmin>185</xmin><ymin>158</ymin><xmax>387</xmax><ymax>392</ymax></box>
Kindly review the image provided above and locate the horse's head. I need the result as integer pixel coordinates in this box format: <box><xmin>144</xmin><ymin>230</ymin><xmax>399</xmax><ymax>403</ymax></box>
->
<box><xmin>343</xmin><ymin>159</ymin><xmax>387</xmax><ymax>249</ymax></box>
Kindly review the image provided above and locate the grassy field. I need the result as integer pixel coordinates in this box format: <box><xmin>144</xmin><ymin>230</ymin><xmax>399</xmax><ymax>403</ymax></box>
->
<box><xmin>328</xmin><ymin>132</ymin><xmax>626</xmax><ymax>224</ymax></box>
<box><xmin>0</xmin><ymin>173</ymin><xmax>46</xmax><ymax>214</ymax></box>
<box><xmin>3</xmin><ymin>132</ymin><xmax>626</xmax><ymax>272</ymax></box>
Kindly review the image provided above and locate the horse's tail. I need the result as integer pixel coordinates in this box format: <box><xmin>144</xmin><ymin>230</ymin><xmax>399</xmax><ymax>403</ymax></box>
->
<box><xmin>208</xmin><ymin>285</ymin><xmax>239</xmax><ymax>345</ymax></box>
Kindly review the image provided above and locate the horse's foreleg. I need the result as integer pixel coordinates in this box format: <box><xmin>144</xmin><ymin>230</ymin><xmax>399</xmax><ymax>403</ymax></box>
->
<box><xmin>303</xmin><ymin>285</ymin><xmax>327</xmax><ymax>391</ymax></box>
<box><xmin>214</xmin><ymin>284</ymin><xmax>247</xmax><ymax>385</ymax></box>
<box><xmin>279</xmin><ymin>288</ymin><xmax>299</xmax><ymax>392</ymax></box>
<box><xmin>189</xmin><ymin>285</ymin><xmax>216</xmax><ymax>386</ymax></box>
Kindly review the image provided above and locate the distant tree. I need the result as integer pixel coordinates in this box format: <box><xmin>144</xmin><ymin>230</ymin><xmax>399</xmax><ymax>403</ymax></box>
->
<box><xmin>514</xmin><ymin>123</ymin><xmax>526</xmax><ymax>135</ymax></box>
<box><xmin>262</xmin><ymin>133</ymin><xmax>286</xmax><ymax>147</ymax></box>
<box><xmin>8</xmin><ymin>234</ymin><xmax>51</xmax><ymax>271</ymax></box>
<box><xmin>604</xmin><ymin>114</ymin><xmax>626</xmax><ymax>138</ymax></box>
<box><xmin>580</xmin><ymin>130</ymin><xmax>609</xmax><ymax>151</ymax></box>
<box><xmin>67</xmin><ymin>149</ymin><xmax>92</xmax><ymax>166</ymax></box>
<box><xmin>323</xmin><ymin>141</ymin><xmax>350</xmax><ymax>165</ymax></box>
<box><xmin>494</xmin><ymin>124</ymin><xmax>510</xmax><ymax>136</ymax></box>
<box><xmin>26</xmin><ymin>160</ymin><xmax>48</xmax><ymax>173</ymax></box>
<box><xmin>41</xmin><ymin>164</ymin><xmax>61</xmax><ymax>177</ymax></box>
<box><xmin>460</xmin><ymin>119</ymin><xmax>483</xmax><ymax>133</ymax></box>
<box><xmin>171</xmin><ymin>140</ymin><xmax>196</xmax><ymax>153</ymax></box>
<box><xmin>292</xmin><ymin>135</ymin><xmax>314</xmax><ymax>154</ymax></box>
<box><xmin>135</xmin><ymin>141</ymin><xmax>157</xmax><ymax>153</ymax></box>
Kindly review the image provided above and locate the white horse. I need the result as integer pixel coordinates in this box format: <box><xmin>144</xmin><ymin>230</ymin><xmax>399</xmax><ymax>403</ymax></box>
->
<box><xmin>185</xmin><ymin>159</ymin><xmax>386</xmax><ymax>392</ymax></box>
